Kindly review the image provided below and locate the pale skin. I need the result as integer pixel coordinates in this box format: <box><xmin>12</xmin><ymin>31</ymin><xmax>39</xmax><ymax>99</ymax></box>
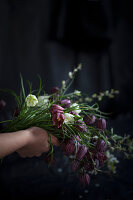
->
<box><xmin>0</xmin><ymin>127</ymin><xmax>59</xmax><ymax>159</ymax></box>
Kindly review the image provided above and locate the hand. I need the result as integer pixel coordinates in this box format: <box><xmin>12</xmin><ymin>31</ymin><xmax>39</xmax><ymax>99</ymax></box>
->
<box><xmin>16</xmin><ymin>127</ymin><xmax>59</xmax><ymax>158</ymax></box>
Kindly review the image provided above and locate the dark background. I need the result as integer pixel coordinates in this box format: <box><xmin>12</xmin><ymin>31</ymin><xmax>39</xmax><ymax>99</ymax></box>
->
<box><xmin>0</xmin><ymin>0</ymin><xmax>133</xmax><ymax>199</ymax></box>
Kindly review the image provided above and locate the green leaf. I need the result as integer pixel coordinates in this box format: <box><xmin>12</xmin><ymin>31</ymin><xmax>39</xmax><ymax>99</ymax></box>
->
<box><xmin>20</xmin><ymin>73</ymin><xmax>26</xmax><ymax>99</ymax></box>
<box><xmin>37</xmin><ymin>74</ymin><xmax>43</xmax><ymax>98</ymax></box>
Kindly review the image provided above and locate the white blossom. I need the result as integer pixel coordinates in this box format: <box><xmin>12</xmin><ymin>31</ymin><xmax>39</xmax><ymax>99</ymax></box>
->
<box><xmin>64</xmin><ymin>113</ymin><xmax>75</xmax><ymax>124</ymax></box>
<box><xmin>71</xmin><ymin>103</ymin><xmax>81</xmax><ymax>114</ymax></box>
<box><xmin>25</xmin><ymin>94</ymin><xmax>38</xmax><ymax>107</ymax></box>
<box><xmin>37</xmin><ymin>95</ymin><xmax>49</xmax><ymax>107</ymax></box>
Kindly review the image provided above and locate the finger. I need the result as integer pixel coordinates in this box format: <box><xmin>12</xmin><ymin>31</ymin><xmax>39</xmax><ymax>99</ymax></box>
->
<box><xmin>44</xmin><ymin>142</ymin><xmax>50</xmax><ymax>152</ymax></box>
<box><xmin>49</xmin><ymin>134</ymin><xmax>60</xmax><ymax>146</ymax></box>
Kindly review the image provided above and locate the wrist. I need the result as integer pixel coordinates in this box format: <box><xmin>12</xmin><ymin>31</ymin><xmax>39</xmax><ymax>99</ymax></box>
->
<box><xmin>18</xmin><ymin>129</ymin><xmax>31</xmax><ymax>147</ymax></box>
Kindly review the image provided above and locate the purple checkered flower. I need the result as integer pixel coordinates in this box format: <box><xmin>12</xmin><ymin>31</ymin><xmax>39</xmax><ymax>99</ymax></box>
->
<box><xmin>59</xmin><ymin>99</ymin><xmax>71</xmax><ymax>108</ymax></box>
<box><xmin>75</xmin><ymin>120</ymin><xmax>87</xmax><ymax>133</ymax></box>
<box><xmin>50</xmin><ymin>86</ymin><xmax>59</xmax><ymax>94</ymax></box>
<box><xmin>96</xmin><ymin>118</ymin><xmax>106</xmax><ymax>130</ymax></box>
<box><xmin>95</xmin><ymin>152</ymin><xmax>107</xmax><ymax>165</ymax></box>
<box><xmin>71</xmin><ymin>160</ymin><xmax>80</xmax><ymax>172</ymax></box>
<box><xmin>61</xmin><ymin>138</ymin><xmax>81</xmax><ymax>155</ymax></box>
<box><xmin>84</xmin><ymin>114</ymin><xmax>96</xmax><ymax>125</ymax></box>
<box><xmin>96</xmin><ymin>140</ymin><xmax>106</xmax><ymax>152</ymax></box>
<box><xmin>78</xmin><ymin>173</ymin><xmax>90</xmax><ymax>186</ymax></box>
<box><xmin>76</xmin><ymin>145</ymin><xmax>87</xmax><ymax>160</ymax></box>
<box><xmin>52</xmin><ymin>112</ymin><xmax>65</xmax><ymax>128</ymax></box>
<box><xmin>50</xmin><ymin>104</ymin><xmax>64</xmax><ymax>114</ymax></box>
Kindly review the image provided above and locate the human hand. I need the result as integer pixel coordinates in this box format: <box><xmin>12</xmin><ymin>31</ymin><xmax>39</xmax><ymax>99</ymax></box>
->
<box><xmin>16</xmin><ymin>127</ymin><xmax>59</xmax><ymax>158</ymax></box>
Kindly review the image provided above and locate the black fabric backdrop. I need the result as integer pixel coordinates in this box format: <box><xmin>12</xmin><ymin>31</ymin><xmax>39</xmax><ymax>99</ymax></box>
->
<box><xmin>0</xmin><ymin>0</ymin><xmax>133</xmax><ymax>116</ymax></box>
<box><xmin>0</xmin><ymin>0</ymin><xmax>133</xmax><ymax>199</ymax></box>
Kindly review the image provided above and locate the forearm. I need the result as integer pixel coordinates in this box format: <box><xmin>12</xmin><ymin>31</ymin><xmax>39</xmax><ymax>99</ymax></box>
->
<box><xmin>0</xmin><ymin>130</ymin><xmax>30</xmax><ymax>158</ymax></box>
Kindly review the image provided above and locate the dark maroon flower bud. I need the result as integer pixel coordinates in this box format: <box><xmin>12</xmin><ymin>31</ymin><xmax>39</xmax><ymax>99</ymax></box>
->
<box><xmin>59</xmin><ymin>99</ymin><xmax>71</xmax><ymax>108</ymax></box>
<box><xmin>75</xmin><ymin>120</ymin><xmax>87</xmax><ymax>133</ymax></box>
<box><xmin>95</xmin><ymin>152</ymin><xmax>107</xmax><ymax>165</ymax></box>
<box><xmin>50</xmin><ymin>87</ymin><xmax>59</xmax><ymax>94</ymax></box>
<box><xmin>96</xmin><ymin>118</ymin><xmax>106</xmax><ymax>130</ymax></box>
<box><xmin>44</xmin><ymin>154</ymin><xmax>56</xmax><ymax>165</ymax></box>
<box><xmin>71</xmin><ymin>160</ymin><xmax>80</xmax><ymax>172</ymax></box>
<box><xmin>78</xmin><ymin>173</ymin><xmax>90</xmax><ymax>186</ymax></box>
<box><xmin>96</xmin><ymin>140</ymin><xmax>106</xmax><ymax>152</ymax></box>
<box><xmin>76</xmin><ymin>145</ymin><xmax>87</xmax><ymax>160</ymax></box>
<box><xmin>50</xmin><ymin>104</ymin><xmax>64</xmax><ymax>114</ymax></box>
<box><xmin>0</xmin><ymin>100</ymin><xmax>6</xmax><ymax>110</ymax></box>
<box><xmin>83</xmin><ymin>115</ymin><xmax>96</xmax><ymax>125</ymax></box>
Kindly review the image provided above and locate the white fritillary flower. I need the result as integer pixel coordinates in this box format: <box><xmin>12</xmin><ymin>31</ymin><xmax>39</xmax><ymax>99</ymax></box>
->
<box><xmin>71</xmin><ymin>103</ymin><xmax>81</xmax><ymax>114</ymax></box>
<box><xmin>64</xmin><ymin>113</ymin><xmax>75</xmax><ymax>124</ymax></box>
<box><xmin>37</xmin><ymin>95</ymin><xmax>49</xmax><ymax>108</ymax></box>
<box><xmin>25</xmin><ymin>94</ymin><xmax>38</xmax><ymax>107</ymax></box>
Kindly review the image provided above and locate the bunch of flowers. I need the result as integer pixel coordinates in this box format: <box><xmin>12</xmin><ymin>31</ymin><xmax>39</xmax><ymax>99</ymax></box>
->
<box><xmin>0</xmin><ymin>64</ymin><xmax>133</xmax><ymax>186</ymax></box>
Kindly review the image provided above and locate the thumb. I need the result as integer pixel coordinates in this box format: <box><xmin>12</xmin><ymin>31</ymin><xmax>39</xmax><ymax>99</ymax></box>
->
<box><xmin>49</xmin><ymin>134</ymin><xmax>60</xmax><ymax>146</ymax></box>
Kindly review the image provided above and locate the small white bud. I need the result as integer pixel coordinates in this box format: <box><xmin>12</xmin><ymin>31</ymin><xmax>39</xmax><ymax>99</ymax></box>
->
<box><xmin>68</xmin><ymin>72</ymin><xmax>73</xmax><ymax>79</ymax></box>
<box><xmin>74</xmin><ymin>68</ymin><xmax>78</xmax><ymax>73</ymax></box>
<box><xmin>77</xmin><ymin>63</ymin><xmax>82</xmax><ymax>70</ymax></box>
<box><xmin>62</xmin><ymin>80</ymin><xmax>66</xmax><ymax>88</ymax></box>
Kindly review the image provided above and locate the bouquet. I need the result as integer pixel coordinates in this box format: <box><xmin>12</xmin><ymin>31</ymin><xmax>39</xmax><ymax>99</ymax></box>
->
<box><xmin>0</xmin><ymin>64</ymin><xmax>133</xmax><ymax>186</ymax></box>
